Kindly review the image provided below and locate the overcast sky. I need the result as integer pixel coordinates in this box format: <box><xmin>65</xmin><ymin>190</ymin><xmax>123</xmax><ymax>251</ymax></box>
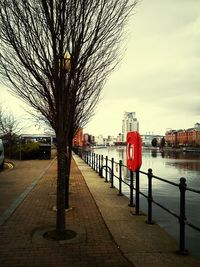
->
<box><xmin>1</xmin><ymin>0</ymin><xmax>200</xmax><ymax>136</ymax></box>
<box><xmin>85</xmin><ymin>0</ymin><xmax>200</xmax><ymax>136</ymax></box>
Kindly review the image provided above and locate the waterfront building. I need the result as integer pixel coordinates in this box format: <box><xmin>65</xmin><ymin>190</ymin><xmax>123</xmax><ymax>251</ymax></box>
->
<box><xmin>73</xmin><ymin>128</ymin><xmax>83</xmax><ymax>147</ymax></box>
<box><xmin>142</xmin><ymin>134</ymin><xmax>164</xmax><ymax>147</ymax></box>
<box><xmin>194</xmin><ymin>123</ymin><xmax>200</xmax><ymax>130</ymax></box>
<box><xmin>165</xmin><ymin>123</ymin><xmax>200</xmax><ymax>147</ymax></box>
<box><xmin>95</xmin><ymin>135</ymin><xmax>104</xmax><ymax>146</ymax></box>
<box><xmin>122</xmin><ymin>111</ymin><xmax>139</xmax><ymax>142</ymax></box>
<box><xmin>83</xmin><ymin>133</ymin><xmax>89</xmax><ymax>146</ymax></box>
<box><xmin>116</xmin><ymin>133</ymin><xmax>123</xmax><ymax>142</ymax></box>
<box><xmin>82</xmin><ymin>133</ymin><xmax>95</xmax><ymax>146</ymax></box>
<box><xmin>105</xmin><ymin>135</ymin><xmax>115</xmax><ymax>146</ymax></box>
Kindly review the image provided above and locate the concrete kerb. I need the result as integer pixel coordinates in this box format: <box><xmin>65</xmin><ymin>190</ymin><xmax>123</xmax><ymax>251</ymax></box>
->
<box><xmin>73</xmin><ymin>154</ymin><xmax>200</xmax><ymax>267</ymax></box>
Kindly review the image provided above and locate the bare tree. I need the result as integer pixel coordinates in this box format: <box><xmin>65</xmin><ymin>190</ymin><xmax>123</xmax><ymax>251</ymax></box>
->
<box><xmin>0</xmin><ymin>0</ymin><xmax>137</xmax><ymax>236</ymax></box>
<box><xmin>0</xmin><ymin>105</ymin><xmax>21</xmax><ymax>148</ymax></box>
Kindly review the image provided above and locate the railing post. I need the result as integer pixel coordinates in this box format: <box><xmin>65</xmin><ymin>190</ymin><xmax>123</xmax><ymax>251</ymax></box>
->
<box><xmin>135</xmin><ymin>169</ymin><xmax>140</xmax><ymax>214</ymax></box>
<box><xmin>110</xmin><ymin>158</ymin><xmax>114</xmax><ymax>188</ymax></box>
<box><xmin>98</xmin><ymin>155</ymin><xmax>101</xmax><ymax>176</ymax></box>
<box><xmin>94</xmin><ymin>153</ymin><xmax>96</xmax><ymax>170</ymax></box>
<box><xmin>89</xmin><ymin>151</ymin><xmax>91</xmax><ymax>166</ymax></box>
<box><xmin>96</xmin><ymin>154</ymin><xmax>98</xmax><ymax>172</ymax></box>
<box><xmin>86</xmin><ymin>151</ymin><xmax>88</xmax><ymax>164</ymax></box>
<box><xmin>93</xmin><ymin>153</ymin><xmax>95</xmax><ymax>169</ymax></box>
<box><xmin>146</xmin><ymin>169</ymin><xmax>155</xmax><ymax>224</ymax></box>
<box><xmin>128</xmin><ymin>170</ymin><xmax>134</xmax><ymax>207</ymax></box>
<box><xmin>118</xmin><ymin>160</ymin><xmax>123</xmax><ymax>196</ymax></box>
<box><xmin>100</xmin><ymin>155</ymin><xmax>104</xmax><ymax>178</ymax></box>
<box><xmin>177</xmin><ymin>177</ymin><xmax>188</xmax><ymax>255</ymax></box>
<box><xmin>105</xmin><ymin>156</ymin><xmax>108</xmax><ymax>182</ymax></box>
<box><xmin>87</xmin><ymin>151</ymin><xmax>89</xmax><ymax>165</ymax></box>
<box><xmin>91</xmin><ymin>152</ymin><xmax>93</xmax><ymax>168</ymax></box>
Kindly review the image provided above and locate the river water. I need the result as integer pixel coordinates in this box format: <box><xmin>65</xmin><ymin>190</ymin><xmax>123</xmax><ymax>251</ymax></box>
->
<box><xmin>92</xmin><ymin>146</ymin><xmax>200</xmax><ymax>259</ymax></box>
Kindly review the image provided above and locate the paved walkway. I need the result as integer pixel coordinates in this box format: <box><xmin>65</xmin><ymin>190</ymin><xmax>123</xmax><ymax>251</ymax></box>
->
<box><xmin>0</xmin><ymin>157</ymin><xmax>134</xmax><ymax>267</ymax></box>
<box><xmin>0</xmin><ymin>155</ymin><xmax>200</xmax><ymax>267</ymax></box>
<box><xmin>73</xmin><ymin>155</ymin><xmax>200</xmax><ymax>267</ymax></box>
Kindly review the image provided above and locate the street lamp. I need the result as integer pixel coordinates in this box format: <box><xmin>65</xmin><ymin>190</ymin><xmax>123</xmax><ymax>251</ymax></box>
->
<box><xmin>63</xmin><ymin>51</ymin><xmax>71</xmax><ymax>72</ymax></box>
<box><xmin>58</xmin><ymin>51</ymin><xmax>71</xmax><ymax>75</ymax></box>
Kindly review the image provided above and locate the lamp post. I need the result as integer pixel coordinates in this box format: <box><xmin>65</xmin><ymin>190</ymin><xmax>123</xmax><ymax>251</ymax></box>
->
<box><xmin>60</xmin><ymin>51</ymin><xmax>71</xmax><ymax>210</ymax></box>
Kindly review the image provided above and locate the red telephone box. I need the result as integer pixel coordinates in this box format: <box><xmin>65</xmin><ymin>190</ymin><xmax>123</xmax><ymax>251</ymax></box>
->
<box><xmin>126</xmin><ymin>131</ymin><xmax>142</xmax><ymax>172</ymax></box>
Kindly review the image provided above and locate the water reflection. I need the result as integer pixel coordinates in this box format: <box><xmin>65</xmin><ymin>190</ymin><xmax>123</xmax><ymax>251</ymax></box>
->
<box><xmin>95</xmin><ymin>146</ymin><xmax>200</xmax><ymax>178</ymax></box>
<box><xmin>166</xmin><ymin>160</ymin><xmax>200</xmax><ymax>171</ymax></box>
<box><xmin>151</xmin><ymin>150</ymin><xmax>157</xmax><ymax>158</ymax></box>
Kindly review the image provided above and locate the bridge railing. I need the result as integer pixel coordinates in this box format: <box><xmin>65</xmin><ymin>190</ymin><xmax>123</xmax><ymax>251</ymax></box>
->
<box><xmin>73</xmin><ymin>147</ymin><xmax>200</xmax><ymax>255</ymax></box>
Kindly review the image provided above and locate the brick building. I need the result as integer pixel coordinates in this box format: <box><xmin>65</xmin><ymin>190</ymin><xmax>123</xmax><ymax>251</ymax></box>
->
<box><xmin>165</xmin><ymin>124</ymin><xmax>200</xmax><ymax>147</ymax></box>
<box><xmin>72</xmin><ymin>128</ymin><xmax>83</xmax><ymax>147</ymax></box>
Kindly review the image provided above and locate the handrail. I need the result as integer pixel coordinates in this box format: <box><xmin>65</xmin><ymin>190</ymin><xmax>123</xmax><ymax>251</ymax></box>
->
<box><xmin>73</xmin><ymin>147</ymin><xmax>200</xmax><ymax>256</ymax></box>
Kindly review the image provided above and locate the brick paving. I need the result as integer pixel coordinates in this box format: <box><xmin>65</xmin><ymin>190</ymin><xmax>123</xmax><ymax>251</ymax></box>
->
<box><xmin>0</xmin><ymin>158</ymin><xmax>134</xmax><ymax>267</ymax></box>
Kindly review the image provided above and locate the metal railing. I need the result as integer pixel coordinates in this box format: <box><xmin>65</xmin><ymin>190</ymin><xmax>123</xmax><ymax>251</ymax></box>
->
<box><xmin>73</xmin><ymin>147</ymin><xmax>200</xmax><ymax>255</ymax></box>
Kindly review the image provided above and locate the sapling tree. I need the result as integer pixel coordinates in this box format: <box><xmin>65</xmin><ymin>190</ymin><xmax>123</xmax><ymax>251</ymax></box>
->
<box><xmin>0</xmin><ymin>105</ymin><xmax>21</xmax><ymax>153</ymax></box>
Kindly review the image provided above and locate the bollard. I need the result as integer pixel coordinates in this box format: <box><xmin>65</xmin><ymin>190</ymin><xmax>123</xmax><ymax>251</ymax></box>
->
<box><xmin>129</xmin><ymin>170</ymin><xmax>134</xmax><ymax>207</ymax></box>
<box><xmin>146</xmin><ymin>168</ymin><xmax>155</xmax><ymax>224</ymax></box>
<box><xmin>110</xmin><ymin>158</ymin><xmax>114</xmax><ymax>188</ymax></box>
<box><xmin>177</xmin><ymin>177</ymin><xmax>189</xmax><ymax>255</ymax></box>
<box><xmin>118</xmin><ymin>160</ymin><xmax>123</xmax><ymax>196</ymax></box>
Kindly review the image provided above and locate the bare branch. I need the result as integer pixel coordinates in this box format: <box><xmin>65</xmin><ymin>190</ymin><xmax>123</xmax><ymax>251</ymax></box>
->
<box><xmin>0</xmin><ymin>0</ymin><xmax>138</xmax><ymax>233</ymax></box>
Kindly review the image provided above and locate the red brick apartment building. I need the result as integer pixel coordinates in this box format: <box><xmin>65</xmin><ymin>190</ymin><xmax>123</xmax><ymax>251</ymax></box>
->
<box><xmin>72</xmin><ymin>128</ymin><xmax>83</xmax><ymax>147</ymax></box>
<box><xmin>72</xmin><ymin>128</ymin><xmax>95</xmax><ymax>147</ymax></box>
<box><xmin>165</xmin><ymin>125</ymin><xmax>200</xmax><ymax>147</ymax></box>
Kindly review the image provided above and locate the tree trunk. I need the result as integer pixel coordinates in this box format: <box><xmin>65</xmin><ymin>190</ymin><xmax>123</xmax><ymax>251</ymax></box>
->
<box><xmin>65</xmin><ymin>142</ymin><xmax>72</xmax><ymax>209</ymax></box>
<box><xmin>56</xmin><ymin>138</ymin><xmax>67</xmax><ymax>233</ymax></box>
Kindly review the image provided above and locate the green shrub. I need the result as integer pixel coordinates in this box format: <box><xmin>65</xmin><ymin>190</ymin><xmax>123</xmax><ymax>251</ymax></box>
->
<box><xmin>20</xmin><ymin>142</ymin><xmax>40</xmax><ymax>159</ymax></box>
<box><xmin>5</xmin><ymin>142</ymin><xmax>40</xmax><ymax>160</ymax></box>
